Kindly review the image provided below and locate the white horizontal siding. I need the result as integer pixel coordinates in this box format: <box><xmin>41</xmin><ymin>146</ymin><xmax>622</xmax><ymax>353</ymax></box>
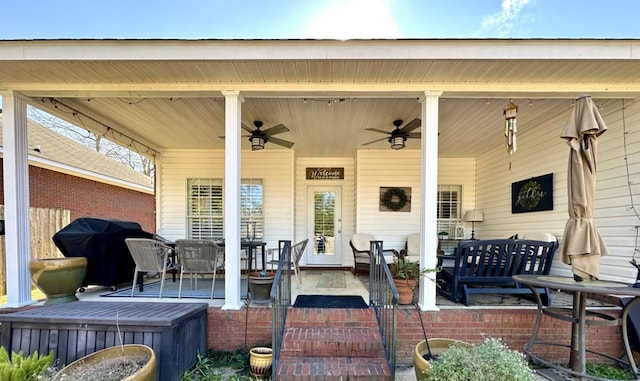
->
<box><xmin>157</xmin><ymin>149</ymin><xmax>294</xmax><ymax>250</ymax></box>
<box><xmin>477</xmin><ymin>98</ymin><xmax>640</xmax><ymax>282</ymax></box>
<box><xmin>355</xmin><ymin>150</ymin><xmax>475</xmax><ymax>252</ymax></box>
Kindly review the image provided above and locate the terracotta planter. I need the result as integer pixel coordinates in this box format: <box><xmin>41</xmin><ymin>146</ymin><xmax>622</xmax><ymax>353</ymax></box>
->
<box><xmin>248</xmin><ymin>271</ymin><xmax>275</xmax><ymax>304</ymax></box>
<box><xmin>249</xmin><ymin>346</ymin><xmax>272</xmax><ymax>379</ymax></box>
<box><xmin>393</xmin><ymin>278</ymin><xmax>417</xmax><ymax>305</ymax></box>
<box><xmin>29</xmin><ymin>257</ymin><xmax>87</xmax><ymax>305</ymax></box>
<box><xmin>54</xmin><ymin>344</ymin><xmax>156</xmax><ymax>381</ymax></box>
<box><xmin>414</xmin><ymin>338</ymin><xmax>468</xmax><ymax>380</ymax></box>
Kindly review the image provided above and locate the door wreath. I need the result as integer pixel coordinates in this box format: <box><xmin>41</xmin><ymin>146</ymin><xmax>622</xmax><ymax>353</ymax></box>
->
<box><xmin>381</xmin><ymin>187</ymin><xmax>409</xmax><ymax>211</ymax></box>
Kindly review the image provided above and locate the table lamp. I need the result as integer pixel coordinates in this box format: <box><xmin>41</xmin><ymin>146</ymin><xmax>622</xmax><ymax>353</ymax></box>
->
<box><xmin>463</xmin><ymin>210</ymin><xmax>484</xmax><ymax>240</ymax></box>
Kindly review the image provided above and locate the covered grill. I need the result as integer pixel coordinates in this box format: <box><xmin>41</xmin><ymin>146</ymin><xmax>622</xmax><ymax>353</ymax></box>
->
<box><xmin>53</xmin><ymin>218</ymin><xmax>153</xmax><ymax>290</ymax></box>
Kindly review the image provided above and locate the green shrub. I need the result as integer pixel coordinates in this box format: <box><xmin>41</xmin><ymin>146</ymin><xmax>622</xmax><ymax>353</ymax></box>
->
<box><xmin>0</xmin><ymin>347</ymin><xmax>55</xmax><ymax>381</ymax></box>
<box><xmin>586</xmin><ymin>363</ymin><xmax>634</xmax><ymax>380</ymax></box>
<box><xmin>428</xmin><ymin>337</ymin><xmax>537</xmax><ymax>381</ymax></box>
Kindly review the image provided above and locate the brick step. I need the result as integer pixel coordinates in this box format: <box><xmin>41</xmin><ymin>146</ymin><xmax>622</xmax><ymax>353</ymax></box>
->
<box><xmin>275</xmin><ymin>355</ymin><xmax>392</xmax><ymax>381</ymax></box>
<box><xmin>285</xmin><ymin>306</ymin><xmax>378</xmax><ymax>329</ymax></box>
<box><xmin>280</xmin><ymin>327</ymin><xmax>385</xmax><ymax>358</ymax></box>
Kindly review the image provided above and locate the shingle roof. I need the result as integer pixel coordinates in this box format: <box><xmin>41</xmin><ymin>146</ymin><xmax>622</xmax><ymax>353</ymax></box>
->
<box><xmin>0</xmin><ymin>114</ymin><xmax>153</xmax><ymax>192</ymax></box>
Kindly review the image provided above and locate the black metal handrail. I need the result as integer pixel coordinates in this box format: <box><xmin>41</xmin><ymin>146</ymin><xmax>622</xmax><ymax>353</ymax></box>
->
<box><xmin>369</xmin><ymin>240</ymin><xmax>398</xmax><ymax>379</ymax></box>
<box><xmin>270</xmin><ymin>239</ymin><xmax>292</xmax><ymax>375</ymax></box>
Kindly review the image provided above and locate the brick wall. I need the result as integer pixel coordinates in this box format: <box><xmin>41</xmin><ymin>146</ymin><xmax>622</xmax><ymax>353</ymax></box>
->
<box><xmin>207</xmin><ymin>307</ymin><xmax>273</xmax><ymax>350</ymax></box>
<box><xmin>206</xmin><ymin>306</ymin><xmax>624</xmax><ymax>365</ymax></box>
<box><xmin>0</xmin><ymin>160</ymin><xmax>155</xmax><ymax>232</ymax></box>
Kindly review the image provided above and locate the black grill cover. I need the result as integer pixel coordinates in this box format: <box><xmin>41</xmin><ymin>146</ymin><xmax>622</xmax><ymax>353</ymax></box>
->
<box><xmin>53</xmin><ymin>218</ymin><xmax>153</xmax><ymax>288</ymax></box>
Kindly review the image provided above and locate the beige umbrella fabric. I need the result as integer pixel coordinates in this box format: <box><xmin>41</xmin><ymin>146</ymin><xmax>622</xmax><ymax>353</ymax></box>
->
<box><xmin>560</xmin><ymin>95</ymin><xmax>609</xmax><ymax>281</ymax></box>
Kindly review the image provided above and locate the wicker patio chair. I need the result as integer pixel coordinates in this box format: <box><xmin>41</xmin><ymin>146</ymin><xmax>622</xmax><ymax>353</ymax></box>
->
<box><xmin>174</xmin><ymin>239</ymin><xmax>224</xmax><ymax>299</ymax></box>
<box><xmin>124</xmin><ymin>238</ymin><xmax>175</xmax><ymax>298</ymax></box>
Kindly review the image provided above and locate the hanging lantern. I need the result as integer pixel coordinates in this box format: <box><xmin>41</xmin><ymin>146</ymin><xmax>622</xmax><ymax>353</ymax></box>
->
<box><xmin>503</xmin><ymin>99</ymin><xmax>518</xmax><ymax>155</ymax></box>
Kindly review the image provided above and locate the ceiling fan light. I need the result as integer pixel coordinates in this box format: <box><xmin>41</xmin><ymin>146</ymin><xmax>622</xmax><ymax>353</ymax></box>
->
<box><xmin>390</xmin><ymin>136</ymin><xmax>406</xmax><ymax>150</ymax></box>
<box><xmin>250</xmin><ymin>136</ymin><xmax>265</xmax><ymax>150</ymax></box>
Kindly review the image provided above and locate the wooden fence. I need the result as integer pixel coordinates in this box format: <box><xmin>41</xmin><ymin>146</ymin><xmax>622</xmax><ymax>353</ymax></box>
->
<box><xmin>0</xmin><ymin>206</ymin><xmax>71</xmax><ymax>295</ymax></box>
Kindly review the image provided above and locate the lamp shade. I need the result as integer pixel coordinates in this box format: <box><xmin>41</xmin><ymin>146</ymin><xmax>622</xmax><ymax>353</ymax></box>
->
<box><xmin>390</xmin><ymin>136</ymin><xmax>406</xmax><ymax>150</ymax></box>
<box><xmin>463</xmin><ymin>210</ymin><xmax>484</xmax><ymax>223</ymax></box>
<box><xmin>250</xmin><ymin>136</ymin><xmax>265</xmax><ymax>150</ymax></box>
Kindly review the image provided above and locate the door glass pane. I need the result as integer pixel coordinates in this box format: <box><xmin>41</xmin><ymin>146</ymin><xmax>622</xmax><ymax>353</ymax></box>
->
<box><xmin>313</xmin><ymin>191</ymin><xmax>335</xmax><ymax>256</ymax></box>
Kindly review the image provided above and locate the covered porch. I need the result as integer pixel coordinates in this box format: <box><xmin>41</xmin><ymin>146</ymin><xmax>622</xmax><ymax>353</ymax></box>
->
<box><xmin>1</xmin><ymin>40</ymin><xmax>640</xmax><ymax>378</ymax></box>
<box><xmin>2</xmin><ymin>39</ymin><xmax>640</xmax><ymax>312</ymax></box>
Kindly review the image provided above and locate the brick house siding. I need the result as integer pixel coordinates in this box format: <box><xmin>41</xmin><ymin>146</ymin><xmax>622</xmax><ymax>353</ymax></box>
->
<box><xmin>0</xmin><ymin>158</ymin><xmax>155</xmax><ymax>232</ymax></box>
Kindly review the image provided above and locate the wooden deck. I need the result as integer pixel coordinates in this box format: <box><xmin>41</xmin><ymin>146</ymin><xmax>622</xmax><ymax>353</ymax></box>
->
<box><xmin>0</xmin><ymin>301</ymin><xmax>208</xmax><ymax>381</ymax></box>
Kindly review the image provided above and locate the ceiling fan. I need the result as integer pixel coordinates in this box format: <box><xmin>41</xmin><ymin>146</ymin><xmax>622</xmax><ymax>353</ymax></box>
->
<box><xmin>362</xmin><ymin>118</ymin><xmax>421</xmax><ymax>149</ymax></box>
<box><xmin>220</xmin><ymin>120</ymin><xmax>294</xmax><ymax>150</ymax></box>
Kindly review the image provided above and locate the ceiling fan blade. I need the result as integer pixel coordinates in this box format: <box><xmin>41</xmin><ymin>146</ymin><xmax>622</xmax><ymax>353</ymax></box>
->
<box><xmin>241</xmin><ymin>123</ymin><xmax>254</xmax><ymax>133</ymax></box>
<box><xmin>365</xmin><ymin>128</ymin><xmax>392</xmax><ymax>135</ymax></box>
<box><xmin>263</xmin><ymin>124</ymin><xmax>289</xmax><ymax>136</ymax></box>
<box><xmin>407</xmin><ymin>132</ymin><xmax>421</xmax><ymax>139</ymax></box>
<box><xmin>400</xmin><ymin>118</ymin><xmax>421</xmax><ymax>133</ymax></box>
<box><xmin>268</xmin><ymin>136</ymin><xmax>295</xmax><ymax>148</ymax></box>
<box><xmin>362</xmin><ymin>136</ymin><xmax>389</xmax><ymax>146</ymax></box>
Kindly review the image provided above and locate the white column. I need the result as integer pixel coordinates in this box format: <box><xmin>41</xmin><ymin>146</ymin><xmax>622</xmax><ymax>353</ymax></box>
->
<box><xmin>418</xmin><ymin>91</ymin><xmax>442</xmax><ymax>311</ymax></box>
<box><xmin>222</xmin><ymin>90</ymin><xmax>244</xmax><ymax>310</ymax></box>
<box><xmin>1</xmin><ymin>91</ymin><xmax>34</xmax><ymax>307</ymax></box>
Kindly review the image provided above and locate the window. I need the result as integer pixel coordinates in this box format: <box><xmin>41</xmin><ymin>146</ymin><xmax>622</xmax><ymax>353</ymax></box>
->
<box><xmin>436</xmin><ymin>185</ymin><xmax>462</xmax><ymax>235</ymax></box>
<box><xmin>186</xmin><ymin>178</ymin><xmax>263</xmax><ymax>240</ymax></box>
<box><xmin>240</xmin><ymin>179</ymin><xmax>264</xmax><ymax>240</ymax></box>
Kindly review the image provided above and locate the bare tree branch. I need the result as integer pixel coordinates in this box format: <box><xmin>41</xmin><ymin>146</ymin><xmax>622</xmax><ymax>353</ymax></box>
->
<box><xmin>27</xmin><ymin>106</ymin><xmax>154</xmax><ymax>177</ymax></box>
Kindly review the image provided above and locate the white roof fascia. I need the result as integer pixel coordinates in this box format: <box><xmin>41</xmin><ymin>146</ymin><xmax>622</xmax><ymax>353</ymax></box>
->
<box><xmin>0</xmin><ymin>39</ymin><xmax>638</xmax><ymax>61</ymax></box>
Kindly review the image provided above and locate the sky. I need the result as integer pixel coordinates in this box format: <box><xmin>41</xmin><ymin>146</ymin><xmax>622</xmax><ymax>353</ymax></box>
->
<box><xmin>0</xmin><ymin>0</ymin><xmax>638</xmax><ymax>40</ymax></box>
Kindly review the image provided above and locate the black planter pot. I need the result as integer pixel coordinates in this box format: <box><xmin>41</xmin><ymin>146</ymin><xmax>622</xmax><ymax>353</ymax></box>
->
<box><xmin>248</xmin><ymin>271</ymin><xmax>275</xmax><ymax>304</ymax></box>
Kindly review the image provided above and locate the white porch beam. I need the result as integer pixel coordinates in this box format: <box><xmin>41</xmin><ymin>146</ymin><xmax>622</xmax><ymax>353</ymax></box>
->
<box><xmin>222</xmin><ymin>90</ymin><xmax>244</xmax><ymax>310</ymax></box>
<box><xmin>417</xmin><ymin>91</ymin><xmax>442</xmax><ymax>311</ymax></box>
<box><xmin>11</xmin><ymin>82</ymin><xmax>640</xmax><ymax>99</ymax></box>
<box><xmin>1</xmin><ymin>91</ymin><xmax>34</xmax><ymax>308</ymax></box>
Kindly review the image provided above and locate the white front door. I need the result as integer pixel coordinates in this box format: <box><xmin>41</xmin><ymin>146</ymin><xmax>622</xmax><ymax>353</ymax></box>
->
<box><xmin>306</xmin><ymin>186</ymin><xmax>342</xmax><ymax>266</ymax></box>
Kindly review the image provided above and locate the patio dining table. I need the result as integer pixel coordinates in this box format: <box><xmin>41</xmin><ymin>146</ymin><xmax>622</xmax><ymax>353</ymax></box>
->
<box><xmin>217</xmin><ymin>240</ymin><xmax>267</xmax><ymax>274</ymax></box>
<box><xmin>513</xmin><ymin>274</ymin><xmax>640</xmax><ymax>380</ymax></box>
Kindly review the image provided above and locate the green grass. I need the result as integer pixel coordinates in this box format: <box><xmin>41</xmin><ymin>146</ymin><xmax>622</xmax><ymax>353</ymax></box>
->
<box><xmin>0</xmin><ymin>290</ymin><xmax>46</xmax><ymax>307</ymax></box>
<box><xmin>586</xmin><ymin>363</ymin><xmax>635</xmax><ymax>380</ymax></box>
<box><xmin>180</xmin><ymin>349</ymin><xmax>257</xmax><ymax>381</ymax></box>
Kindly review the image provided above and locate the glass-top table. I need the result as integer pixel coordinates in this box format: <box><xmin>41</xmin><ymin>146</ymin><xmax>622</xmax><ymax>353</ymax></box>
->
<box><xmin>513</xmin><ymin>274</ymin><xmax>640</xmax><ymax>380</ymax></box>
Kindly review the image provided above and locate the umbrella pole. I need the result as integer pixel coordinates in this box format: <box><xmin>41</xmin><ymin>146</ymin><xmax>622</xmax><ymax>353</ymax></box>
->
<box><xmin>568</xmin><ymin>292</ymin><xmax>587</xmax><ymax>374</ymax></box>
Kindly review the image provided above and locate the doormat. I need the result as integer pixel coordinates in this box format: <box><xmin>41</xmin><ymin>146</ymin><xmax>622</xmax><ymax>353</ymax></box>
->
<box><xmin>293</xmin><ymin>295</ymin><xmax>368</xmax><ymax>309</ymax></box>
<box><xmin>316</xmin><ymin>272</ymin><xmax>346</xmax><ymax>288</ymax></box>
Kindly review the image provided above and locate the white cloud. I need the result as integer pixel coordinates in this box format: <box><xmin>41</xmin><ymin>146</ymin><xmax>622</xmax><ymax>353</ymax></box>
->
<box><xmin>481</xmin><ymin>0</ymin><xmax>530</xmax><ymax>37</ymax></box>
<box><xmin>302</xmin><ymin>0</ymin><xmax>400</xmax><ymax>39</ymax></box>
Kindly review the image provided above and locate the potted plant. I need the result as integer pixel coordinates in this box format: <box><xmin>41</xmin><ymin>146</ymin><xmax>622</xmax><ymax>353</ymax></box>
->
<box><xmin>53</xmin><ymin>344</ymin><xmax>157</xmax><ymax>381</ymax></box>
<box><xmin>389</xmin><ymin>259</ymin><xmax>421</xmax><ymax>304</ymax></box>
<box><xmin>415</xmin><ymin>337</ymin><xmax>538</xmax><ymax>381</ymax></box>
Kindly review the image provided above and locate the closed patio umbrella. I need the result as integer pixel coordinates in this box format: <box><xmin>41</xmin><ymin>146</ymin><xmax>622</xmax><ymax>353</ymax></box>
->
<box><xmin>560</xmin><ymin>95</ymin><xmax>609</xmax><ymax>281</ymax></box>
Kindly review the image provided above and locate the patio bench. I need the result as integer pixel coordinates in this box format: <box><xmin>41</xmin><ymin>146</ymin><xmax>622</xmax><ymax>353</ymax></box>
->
<box><xmin>437</xmin><ymin>238</ymin><xmax>558</xmax><ymax>306</ymax></box>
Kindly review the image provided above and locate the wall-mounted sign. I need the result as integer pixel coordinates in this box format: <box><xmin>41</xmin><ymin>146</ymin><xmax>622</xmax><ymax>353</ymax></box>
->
<box><xmin>511</xmin><ymin>173</ymin><xmax>553</xmax><ymax>213</ymax></box>
<box><xmin>306</xmin><ymin>167</ymin><xmax>344</xmax><ymax>180</ymax></box>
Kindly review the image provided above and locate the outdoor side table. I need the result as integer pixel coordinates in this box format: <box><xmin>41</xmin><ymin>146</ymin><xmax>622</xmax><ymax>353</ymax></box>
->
<box><xmin>218</xmin><ymin>241</ymin><xmax>267</xmax><ymax>274</ymax></box>
<box><xmin>513</xmin><ymin>274</ymin><xmax>640</xmax><ymax>381</ymax></box>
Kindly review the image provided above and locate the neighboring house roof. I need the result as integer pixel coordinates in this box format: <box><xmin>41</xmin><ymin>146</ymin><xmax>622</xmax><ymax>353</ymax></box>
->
<box><xmin>0</xmin><ymin>114</ymin><xmax>154</xmax><ymax>193</ymax></box>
